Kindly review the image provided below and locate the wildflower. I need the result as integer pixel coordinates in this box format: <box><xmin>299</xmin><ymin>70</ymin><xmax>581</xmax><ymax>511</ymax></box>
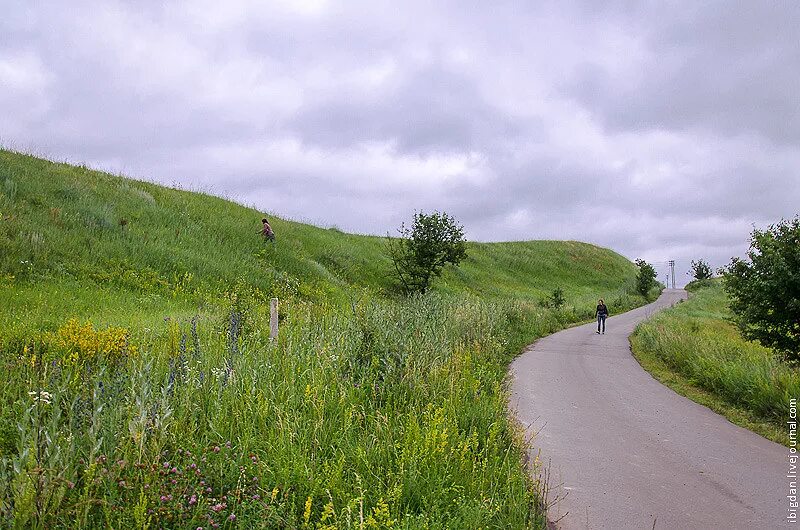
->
<box><xmin>67</xmin><ymin>481</ymin><xmax>75</xmax><ymax>489</ymax></box>
<box><xmin>211</xmin><ymin>502</ymin><xmax>226</xmax><ymax>512</ymax></box>
<box><xmin>251</xmin><ymin>494</ymin><xmax>260</xmax><ymax>501</ymax></box>
<box><xmin>303</xmin><ymin>495</ymin><xmax>312</xmax><ymax>524</ymax></box>
<box><xmin>171</xmin><ymin>467</ymin><xmax>178</xmax><ymax>474</ymax></box>
<box><xmin>212</xmin><ymin>446</ymin><xmax>220</xmax><ymax>453</ymax></box>
<box><xmin>189</xmin><ymin>495</ymin><xmax>197</xmax><ymax>506</ymax></box>
<box><xmin>228</xmin><ymin>514</ymin><xmax>236</xmax><ymax>522</ymax></box>
<box><xmin>28</xmin><ymin>390</ymin><xmax>52</xmax><ymax>405</ymax></box>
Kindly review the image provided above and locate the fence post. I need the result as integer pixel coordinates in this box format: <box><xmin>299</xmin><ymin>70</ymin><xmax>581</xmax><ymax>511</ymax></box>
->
<box><xmin>269</xmin><ymin>297</ymin><xmax>279</xmax><ymax>340</ymax></box>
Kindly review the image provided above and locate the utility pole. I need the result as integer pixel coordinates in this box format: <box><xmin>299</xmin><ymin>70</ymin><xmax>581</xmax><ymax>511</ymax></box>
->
<box><xmin>668</xmin><ymin>260</ymin><xmax>675</xmax><ymax>289</ymax></box>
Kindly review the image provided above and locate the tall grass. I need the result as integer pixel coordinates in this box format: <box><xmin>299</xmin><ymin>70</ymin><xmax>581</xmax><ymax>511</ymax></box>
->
<box><xmin>0</xmin><ymin>291</ymin><xmax>579</xmax><ymax>528</ymax></box>
<box><xmin>631</xmin><ymin>282</ymin><xmax>800</xmax><ymax>424</ymax></box>
<box><xmin>0</xmin><ymin>149</ymin><xmax>648</xmax><ymax>527</ymax></box>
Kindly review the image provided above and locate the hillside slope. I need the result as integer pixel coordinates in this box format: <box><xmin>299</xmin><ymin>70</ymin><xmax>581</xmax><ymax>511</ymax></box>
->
<box><xmin>0</xmin><ymin>149</ymin><xmax>637</xmax><ymax>342</ymax></box>
<box><xmin>0</xmin><ymin>149</ymin><xmax>647</xmax><ymax>528</ymax></box>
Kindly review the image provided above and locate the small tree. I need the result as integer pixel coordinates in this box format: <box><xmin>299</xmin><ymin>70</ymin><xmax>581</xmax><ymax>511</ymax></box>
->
<box><xmin>635</xmin><ymin>259</ymin><xmax>658</xmax><ymax>298</ymax></box>
<box><xmin>689</xmin><ymin>259</ymin><xmax>713</xmax><ymax>280</ymax></box>
<box><xmin>387</xmin><ymin>211</ymin><xmax>468</xmax><ymax>295</ymax></box>
<box><xmin>723</xmin><ymin>216</ymin><xmax>800</xmax><ymax>361</ymax></box>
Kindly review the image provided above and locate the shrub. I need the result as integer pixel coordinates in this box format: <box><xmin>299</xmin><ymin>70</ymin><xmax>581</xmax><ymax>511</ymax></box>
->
<box><xmin>548</xmin><ymin>288</ymin><xmax>565</xmax><ymax>309</ymax></box>
<box><xmin>635</xmin><ymin>259</ymin><xmax>658</xmax><ymax>298</ymax></box>
<box><xmin>689</xmin><ymin>259</ymin><xmax>713</xmax><ymax>281</ymax></box>
<box><xmin>723</xmin><ymin>216</ymin><xmax>800</xmax><ymax>361</ymax></box>
<box><xmin>386</xmin><ymin>211</ymin><xmax>467</xmax><ymax>295</ymax></box>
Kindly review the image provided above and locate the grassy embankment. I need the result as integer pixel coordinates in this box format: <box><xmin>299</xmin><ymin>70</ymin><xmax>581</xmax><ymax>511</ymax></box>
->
<box><xmin>631</xmin><ymin>279</ymin><xmax>799</xmax><ymax>446</ymax></box>
<box><xmin>0</xmin><ymin>149</ymin><xmax>645</xmax><ymax>528</ymax></box>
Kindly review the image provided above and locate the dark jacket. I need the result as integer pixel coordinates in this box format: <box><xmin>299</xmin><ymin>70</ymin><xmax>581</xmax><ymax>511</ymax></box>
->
<box><xmin>595</xmin><ymin>304</ymin><xmax>608</xmax><ymax>317</ymax></box>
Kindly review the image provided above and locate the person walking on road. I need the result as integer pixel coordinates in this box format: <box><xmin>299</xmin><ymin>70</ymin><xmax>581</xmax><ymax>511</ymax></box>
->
<box><xmin>595</xmin><ymin>299</ymin><xmax>608</xmax><ymax>334</ymax></box>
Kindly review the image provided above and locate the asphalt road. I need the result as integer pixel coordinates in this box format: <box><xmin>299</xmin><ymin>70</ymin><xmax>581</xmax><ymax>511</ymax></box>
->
<box><xmin>510</xmin><ymin>289</ymin><xmax>791</xmax><ymax>529</ymax></box>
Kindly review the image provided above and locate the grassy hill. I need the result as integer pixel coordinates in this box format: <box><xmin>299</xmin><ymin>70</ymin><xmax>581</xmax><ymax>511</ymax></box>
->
<box><xmin>0</xmin><ymin>149</ymin><xmax>637</xmax><ymax>346</ymax></box>
<box><xmin>0</xmin><ymin>149</ymin><xmax>644</xmax><ymax>528</ymax></box>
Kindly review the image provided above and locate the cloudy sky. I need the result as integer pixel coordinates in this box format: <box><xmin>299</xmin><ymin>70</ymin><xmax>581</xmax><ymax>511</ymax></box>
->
<box><xmin>2</xmin><ymin>1</ymin><xmax>799</xmax><ymax>284</ymax></box>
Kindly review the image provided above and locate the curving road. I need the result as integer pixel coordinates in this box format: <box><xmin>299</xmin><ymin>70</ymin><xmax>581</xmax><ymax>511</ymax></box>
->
<box><xmin>510</xmin><ymin>289</ymin><xmax>790</xmax><ymax>529</ymax></box>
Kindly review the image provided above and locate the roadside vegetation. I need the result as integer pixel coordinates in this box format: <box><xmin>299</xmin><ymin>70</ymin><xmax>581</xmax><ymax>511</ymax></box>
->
<box><xmin>631</xmin><ymin>279</ymin><xmax>799</xmax><ymax>445</ymax></box>
<box><xmin>634</xmin><ymin>259</ymin><xmax>660</xmax><ymax>300</ymax></box>
<box><xmin>724</xmin><ymin>216</ymin><xmax>800</xmax><ymax>361</ymax></box>
<box><xmin>0</xmin><ymin>149</ymin><xmax>647</xmax><ymax>528</ymax></box>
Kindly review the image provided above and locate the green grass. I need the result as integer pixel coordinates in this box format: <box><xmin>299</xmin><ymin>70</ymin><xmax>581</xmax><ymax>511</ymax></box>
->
<box><xmin>631</xmin><ymin>280</ymin><xmax>799</xmax><ymax>446</ymax></box>
<box><xmin>0</xmin><ymin>149</ymin><xmax>646</xmax><ymax>528</ymax></box>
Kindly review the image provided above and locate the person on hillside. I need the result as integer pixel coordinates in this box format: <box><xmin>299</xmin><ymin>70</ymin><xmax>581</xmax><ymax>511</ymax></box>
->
<box><xmin>260</xmin><ymin>218</ymin><xmax>275</xmax><ymax>243</ymax></box>
<box><xmin>595</xmin><ymin>299</ymin><xmax>609</xmax><ymax>334</ymax></box>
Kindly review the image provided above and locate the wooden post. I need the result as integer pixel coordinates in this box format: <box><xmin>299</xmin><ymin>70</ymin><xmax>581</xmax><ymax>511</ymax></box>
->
<box><xmin>269</xmin><ymin>297</ymin><xmax>279</xmax><ymax>340</ymax></box>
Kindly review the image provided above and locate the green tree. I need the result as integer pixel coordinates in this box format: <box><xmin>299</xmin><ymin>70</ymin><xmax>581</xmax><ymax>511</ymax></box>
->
<box><xmin>387</xmin><ymin>211</ymin><xmax>468</xmax><ymax>295</ymax></box>
<box><xmin>635</xmin><ymin>259</ymin><xmax>658</xmax><ymax>298</ymax></box>
<box><xmin>689</xmin><ymin>259</ymin><xmax>713</xmax><ymax>280</ymax></box>
<box><xmin>723</xmin><ymin>216</ymin><xmax>800</xmax><ymax>361</ymax></box>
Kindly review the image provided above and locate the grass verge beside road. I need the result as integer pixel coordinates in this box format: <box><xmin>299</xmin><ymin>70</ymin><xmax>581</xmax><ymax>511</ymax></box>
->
<box><xmin>630</xmin><ymin>280</ymin><xmax>798</xmax><ymax>446</ymax></box>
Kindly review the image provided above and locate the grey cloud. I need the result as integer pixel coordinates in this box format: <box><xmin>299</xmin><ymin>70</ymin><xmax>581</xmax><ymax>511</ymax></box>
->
<box><xmin>1</xmin><ymin>0</ymin><xmax>799</xmax><ymax>286</ymax></box>
<box><xmin>567</xmin><ymin>3</ymin><xmax>800</xmax><ymax>145</ymax></box>
<box><xmin>288</xmin><ymin>65</ymin><xmax>530</xmax><ymax>155</ymax></box>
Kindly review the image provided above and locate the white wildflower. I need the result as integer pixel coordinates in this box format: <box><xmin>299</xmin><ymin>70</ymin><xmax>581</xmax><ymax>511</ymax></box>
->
<box><xmin>28</xmin><ymin>390</ymin><xmax>52</xmax><ymax>405</ymax></box>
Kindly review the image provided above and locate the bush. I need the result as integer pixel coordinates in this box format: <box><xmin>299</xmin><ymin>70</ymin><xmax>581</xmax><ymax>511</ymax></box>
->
<box><xmin>386</xmin><ymin>211</ymin><xmax>467</xmax><ymax>295</ymax></box>
<box><xmin>723</xmin><ymin>216</ymin><xmax>800</xmax><ymax>361</ymax></box>
<box><xmin>689</xmin><ymin>259</ymin><xmax>713</xmax><ymax>281</ymax></box>
<box><xmin>635</xmin><ymin>259</ymin><xmax>658</xmax><ymax>298</ymax></box>
<box><xmin>548</xmin><ymin>288</ymin><xmax>565</xmax><ymax>309</ymax></box>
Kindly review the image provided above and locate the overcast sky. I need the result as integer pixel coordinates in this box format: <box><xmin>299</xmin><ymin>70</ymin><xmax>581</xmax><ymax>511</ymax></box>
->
<box><xmin>2</xmin><ymin>1</ymin><xmax>799</xmax><ymax>285</ymax></box>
